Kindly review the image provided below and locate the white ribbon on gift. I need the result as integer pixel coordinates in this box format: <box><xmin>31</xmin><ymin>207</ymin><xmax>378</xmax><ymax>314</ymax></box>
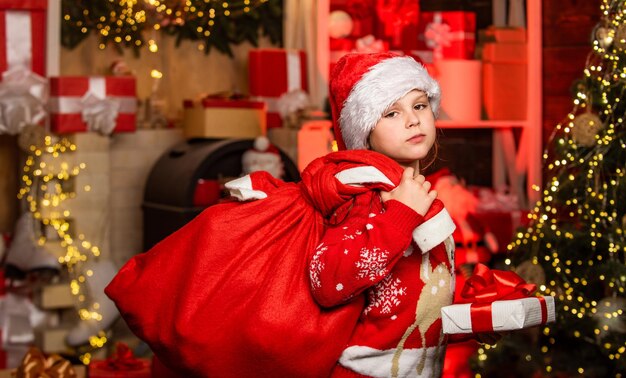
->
<box><xmin>424</xmin><ymin>12</ymin><xmax>475</xmax><ymax>61</ymax></box>
<box><xmin>0</xmin><ymin>11</ymin><xmax>48</xmax><ymax>135</ymax></box>
<box><xmin>81</xmin><ymin>77</ymin><xmax>119</xmax><ymax>135</ymax></box>
<box><xmin>49</xmin><ymin>77</ymin><xmax>136</xmax><ymax>135</ymax></box>
<box><xmin>252</xmin><ymin>50</ymin><xmax>303</xmax><ymax>114</ymax></box>
<box><xmin>0</xmin><ymin>66</ymin><xmax>48</xmax><ymax>135</ymax></box>
<box><xmin>7</xmin><ymin>11</ymin><xmax>33</xmax><ymax>70</ymax></box>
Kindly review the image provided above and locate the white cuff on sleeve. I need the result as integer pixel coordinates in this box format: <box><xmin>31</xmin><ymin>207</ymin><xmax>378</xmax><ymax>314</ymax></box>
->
<box><xmin>412</xmin><ymin>208</ymin><xmax>456</xmax><ymax>253</ymax></box>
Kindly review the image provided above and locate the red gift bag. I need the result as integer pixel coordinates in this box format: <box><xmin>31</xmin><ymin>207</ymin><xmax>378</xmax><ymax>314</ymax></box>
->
<box><xmin>105</xmin><ymin>150</ymin><xmax>404</xmax><ymax>378</ymax></box>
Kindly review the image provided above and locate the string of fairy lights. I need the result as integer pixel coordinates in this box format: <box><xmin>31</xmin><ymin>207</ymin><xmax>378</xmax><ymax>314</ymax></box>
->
<box><xmin>476</xmin><ymin>0</ymin><xmax>626</xmax><ymax>375</ymax></box>
<box><xmin>62</xmin><ymin>0</ymin><xmax>280</xmax><ymax>55</ymax></box>
<box><xmin>17</xmin><ymin>136</ymin><xmax>108</xmax><ymax>363</ymax></box>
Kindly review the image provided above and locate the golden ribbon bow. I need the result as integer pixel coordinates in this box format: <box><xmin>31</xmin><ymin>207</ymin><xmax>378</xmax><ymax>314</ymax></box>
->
<box><xmin>15</xmin><ymin>347</ymin><xmax>77</xmax><ymax>378</ymax></box>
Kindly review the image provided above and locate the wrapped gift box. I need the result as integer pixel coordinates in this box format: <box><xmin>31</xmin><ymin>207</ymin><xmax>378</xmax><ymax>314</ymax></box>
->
<box><xmin>297</xmin><ymin>120</ymin><xmax>334</xmax><ymax>171</ymax></box>
<box><xmin>249</xmin><ymin>49</ymin><xmax>308</xmax><ymax>128</ymax></box>
<box><xmin>479</xmin><ymin>26</ymin><xmax>526</xmax><ymax>43</ymax></box>
<box><xmin>33</xmin><ymin>327</ymin><xmax>71</xmax><ymax>354</ymax></box>
<box><xmin>0</xmin><ymin>365</ymin><xmax>85</xmax><ymax>378</ymax></box>
<box><xmin>0</xmin><ymin>0</ymin><xmax>47</xmax><ymax>77</ymax></box>
<box><xmin>182</xmin><ymin>98</ymin><xmax>266</xmax><ymax>139</ymax></box>
<box><xmin>482</xmin><ymin>42</ymin><xmax>527</xmax><ymax>62</ymax></box>
<box><xmin>36</xmin><ymin>283</ymin><xmax>75</xmax><ymax>309</ymax></box>
<box><xmin>1</xmin><ymin>347</ymin><xmax>86</xmax><ymax>377</ymax></box>
<box><xmin>442</xmin><ymin>295</ymin><xmax>556</xmax><ymax>334</ymax></box>
<box><xmin>49</xmin><ymin>76</ymin><xmax>137</xmax><ymax>134</ymax></box>
<box><xmin>89</xmin><ymin>359</ymin><xmax>150</xmax><ymax>378</ymax></box>
<box><xmin>482</xmin><ymin>40</ymin><xmax>527</xmax><ymax>120</ymax></box>
<box><xmin>89</xmin><ymin>343</ymin><xmax>151</xmax><ymax>378</ymax></box>
<box><xmin>417</xmin><ymin>11</ymin><xmax>476</xmax><ymax>61</ymax></box>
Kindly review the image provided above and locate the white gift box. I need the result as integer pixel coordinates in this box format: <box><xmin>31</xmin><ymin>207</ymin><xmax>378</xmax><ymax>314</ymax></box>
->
<box><xmin>441</xmin><ymin>295</ymin><xmax>556</xmax><ymax>334</ymax></box>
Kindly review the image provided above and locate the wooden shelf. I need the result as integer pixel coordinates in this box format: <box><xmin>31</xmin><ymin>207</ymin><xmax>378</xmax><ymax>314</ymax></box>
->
<box><xmin>436</xmin><ymin>120</ymin><xmax>527</xmax><ymax>129</ymax></box>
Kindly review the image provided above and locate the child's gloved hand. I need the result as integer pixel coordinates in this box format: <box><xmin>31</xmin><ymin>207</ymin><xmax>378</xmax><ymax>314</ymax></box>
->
<box><xmin>476</xmin><ymin>332</ymin><xmax>504</xmax><ymax>346</ymax></box>
<box><xmin>381</xmin><ymin>167</ymin><xmax>437</xmax><ymax>216</ymax></box>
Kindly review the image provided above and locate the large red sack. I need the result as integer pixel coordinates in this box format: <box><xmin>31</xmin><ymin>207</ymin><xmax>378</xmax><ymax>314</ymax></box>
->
<box><xmin>105</xmin><ymin>150</ymin><xmax>404</xmax><ymax>378</ymax></box>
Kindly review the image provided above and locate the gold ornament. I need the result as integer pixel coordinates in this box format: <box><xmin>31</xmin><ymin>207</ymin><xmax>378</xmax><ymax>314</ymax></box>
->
<box><xmin>595</xmin><ymin>26</ymin><xmax>613</xmax><ymax>49</ymax></box>
<box><xmin>571</xmin><ymin>112</ymin><xmax>603</xmax><ymax>147</ymax></box>
<box><xmin>17</xmin><ymin>124</ymin><xmax>48</xmax><ymax>152</ymax></box>
<box><xmin>614</xmin><ymin>24</ymin><xmax>626</xmax><ymax>50</ymax></box>
<box><xmin>515</xmin><ymin>260</ymin><xmax>546</xmax><ymax>286</ymax></box>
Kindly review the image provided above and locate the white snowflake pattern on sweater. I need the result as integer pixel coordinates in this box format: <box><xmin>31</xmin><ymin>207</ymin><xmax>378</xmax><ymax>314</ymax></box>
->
<box><xmin>356</xmin><ymin>246</ymin><xmax>389</xmax><ymax>281</ymax></box>
<box><xmin>364</xmin><ymin>275</ymin><xmax>407</xmax><ymax>315</ymax></box>
<box><xmin>343</xmin><ymin>229</ymin><xmax>364</xmax><ymax>240</ymax></box>
<box><xmin>309</xmin><ymin>243</ymin><xmax>327</xmax><ymax>290</ymax></box>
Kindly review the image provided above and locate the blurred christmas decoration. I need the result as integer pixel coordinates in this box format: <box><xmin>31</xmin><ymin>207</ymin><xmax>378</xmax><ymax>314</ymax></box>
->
<box><xmin>61</xmin><ymin>0</ymin><xmax>283</xmax><ymax>56</ymax></box>
<box><xmin>241</xmin><ymin>136</ymin><xmax>284</xmax><ymax>179</ymax></box>
<box><xmin>355</xmin><ymin>34</ymin><xmax>386</xmax><ymax>53</ymax></box>
<box><xmin>16</xmin><ymin>135</ymin><xmax>113</xmax><ymax>362</ymax></box>
<box><xmin>475</xmin><ymin>1</ymin><xmax>626</xmax><ymax>377</ymax></box>
<box><xmin>328</xmin><ymin>10</ymin><xmax>353</xmax><ymax>39</ymax></box>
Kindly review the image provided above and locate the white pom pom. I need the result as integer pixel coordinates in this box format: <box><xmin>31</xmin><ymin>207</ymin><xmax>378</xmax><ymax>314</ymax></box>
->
<box><xmin>254</xmin><ymin>136</ymin><xmax>270</xmax><ymax>152</ymax></box>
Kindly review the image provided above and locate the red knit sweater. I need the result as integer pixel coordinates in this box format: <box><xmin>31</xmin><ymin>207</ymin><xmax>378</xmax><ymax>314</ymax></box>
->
<box><xmin>310</xmin><ymin>192</ymin><xmax>457</xmax><ymax>378</ymax></box>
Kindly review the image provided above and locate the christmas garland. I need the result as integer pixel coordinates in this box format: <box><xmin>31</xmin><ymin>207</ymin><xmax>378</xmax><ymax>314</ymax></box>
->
<box><xmin>61</xmin><ymin>0</ymin><xmax>283</xmax><ymax>56</ymax></box>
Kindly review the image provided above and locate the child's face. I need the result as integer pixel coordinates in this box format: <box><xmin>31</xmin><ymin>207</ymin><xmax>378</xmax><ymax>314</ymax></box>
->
<box><xmin>369</xmin><ymin>89</ymin><xmax>436</xmax><ymax>168</ymax></box>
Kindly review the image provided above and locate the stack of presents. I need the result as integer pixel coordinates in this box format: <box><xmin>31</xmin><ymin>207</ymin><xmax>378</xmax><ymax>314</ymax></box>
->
<box><xmin>328</xmin><ymin>0</ymin><xmax>527</xmax><ymax>121</ymax></box>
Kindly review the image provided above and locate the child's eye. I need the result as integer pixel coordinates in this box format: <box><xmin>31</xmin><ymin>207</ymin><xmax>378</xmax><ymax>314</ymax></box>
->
<box><xmin>384</xmin><ymin>111</ymin><xmax>398</xmax><ymax>118</ymax></box>
<box><xmin>414</xmin><ymin>103</ymin><xmax>428</xmax><ymax>110</ymax></box>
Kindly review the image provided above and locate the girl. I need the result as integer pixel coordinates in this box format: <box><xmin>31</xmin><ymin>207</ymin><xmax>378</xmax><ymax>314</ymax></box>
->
<box><xmin>310</xmin><ymin>52</ymin><xmax>457</xmax><ymax>377</ymax></box>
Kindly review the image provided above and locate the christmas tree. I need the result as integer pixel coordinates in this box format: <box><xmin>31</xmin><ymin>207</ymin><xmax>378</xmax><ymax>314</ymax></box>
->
<box><xmin>474</xmin><ymin>1</ymin><xmax>626</xmax><ymax>377</ymax></box>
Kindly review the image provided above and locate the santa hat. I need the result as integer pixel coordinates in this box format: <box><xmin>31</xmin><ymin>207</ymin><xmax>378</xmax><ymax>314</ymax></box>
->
<box><xmin>329</xmin><ymin>52</ymin><xmax>441</xmax><ymax>151</ymax></box>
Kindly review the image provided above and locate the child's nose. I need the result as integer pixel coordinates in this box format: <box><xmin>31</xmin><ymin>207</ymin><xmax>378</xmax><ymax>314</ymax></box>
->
<box><xmin>406</xmin><ymin>111</ymin><xmax>420</xmax><ymax>128</ymax></box>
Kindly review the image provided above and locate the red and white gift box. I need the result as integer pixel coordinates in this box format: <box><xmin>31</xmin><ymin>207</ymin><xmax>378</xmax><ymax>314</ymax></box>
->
<box><xmin>442</xmin><ymin>264</ymin><xmax>556</xmax><ymax>334</ymax></box>
<box><xmin>49</xmin><ymin>76</ymin><xmax>137</xmax><ymax>134</ymax></box>
<box><xmin>0</xmin><ymin>0</ymin><xmax>47</xmax><ymax>77</ymax></box>
<box><xmin>249</xmin><ymin>49</ymin><xmax>308</xmax><ymax>129</ymax></box>
<box><xmin>417</xmin><ymin>11</ymin><xmax>476</xmax><ymax>61</ymax></box>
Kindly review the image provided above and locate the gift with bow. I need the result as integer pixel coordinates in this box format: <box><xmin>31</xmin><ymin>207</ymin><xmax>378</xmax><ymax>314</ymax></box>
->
<box><xmin>13</xmin><ymin>347</ymin><xmax>79</xmax><ymax>378</ymax></box>
<box><xmin>49</xmin><ymin>76</ymin><xmax>137</xmax><ymax>135</ymax></box>
<box><xmin>249</xmin><ymin>49</ymin><xmax>309</xmax><ymax>128</ymax></box>
<box><xmin>88</xmin><ymin>342</ymin><xmax>150</xmax><ymax>378</ymax></box>
<box><xmin>0</xmin><ymin>1</ymin><xmax>48</xmax><ymax>136</ymax></box>
<box><xmin>419</xmin><ymin>11</ymin><xmax>476</xmax><ymax>61</ymax></box>
<box><xmin>441</xmin><ymin>263</ymin><xmax>556</xmax><ymax>334</ymax></box>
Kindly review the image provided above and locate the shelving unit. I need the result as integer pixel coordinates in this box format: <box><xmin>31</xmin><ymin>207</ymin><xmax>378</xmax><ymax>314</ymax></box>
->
<box><xmin>437</xmin><ymin>0</ymin><xmax>543</xmax><ymax>209</ymax></box>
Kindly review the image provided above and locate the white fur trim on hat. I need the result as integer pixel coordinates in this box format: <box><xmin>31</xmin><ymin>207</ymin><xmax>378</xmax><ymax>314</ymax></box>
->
<box><xmin>339</xmin><ymin>56</ymin><xmax>441</xmax><ymax>150</ymax></box>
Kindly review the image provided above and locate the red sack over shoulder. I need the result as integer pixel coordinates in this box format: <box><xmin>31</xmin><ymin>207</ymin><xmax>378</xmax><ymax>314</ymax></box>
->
<box><xmin>105</xmin><ymin>150</ymin><xmax>404</xmax><ymax>378</ymax></box>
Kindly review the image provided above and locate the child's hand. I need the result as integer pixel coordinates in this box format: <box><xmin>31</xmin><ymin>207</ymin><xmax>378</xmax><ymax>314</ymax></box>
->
<box><xmin>476</xmin><ymin>332</ymin><xmax>504</xmax><ymax>346</ymax></box>
<box><xmin>381</xmin><ymin>167</ymin><xmax>437</xmax><ymax>216</ymax></box>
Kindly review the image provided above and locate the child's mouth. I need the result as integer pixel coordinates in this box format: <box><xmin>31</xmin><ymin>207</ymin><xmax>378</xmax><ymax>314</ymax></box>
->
<box><xmin>407</xmin><ymin>134</ymin><xmax>425</xmax><ymax>143</ymax></box>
